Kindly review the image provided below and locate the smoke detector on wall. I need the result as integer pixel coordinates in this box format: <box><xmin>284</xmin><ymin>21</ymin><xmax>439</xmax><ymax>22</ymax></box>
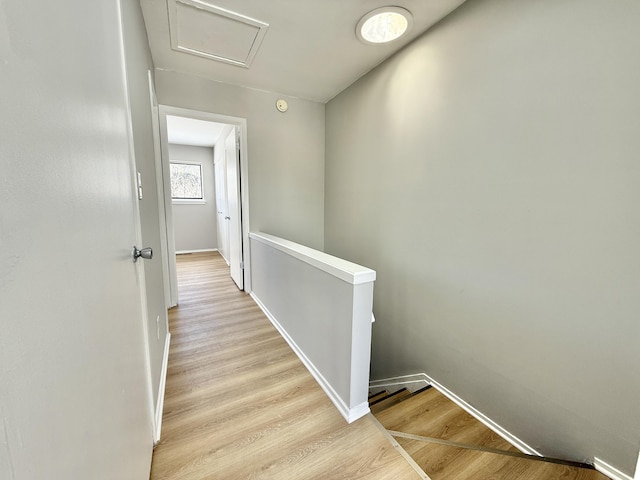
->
<box><xmin>276</xmin><ymin>99</ymin><xmax>288</xmax><ymax>112</ymax></box>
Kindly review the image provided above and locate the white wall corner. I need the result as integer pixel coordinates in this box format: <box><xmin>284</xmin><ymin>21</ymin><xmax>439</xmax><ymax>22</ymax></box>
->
<box><xmin>594</xmin><ymin>457</ymin><xmax>634</xmax><ymax>480</ymax></box>
<box><xmin>347</xmin><ymin>402</ymin><xmax>371</xmax><ymax>423</ymax></box>
<box><xmin>250</xmin><ymin>292</ymin><xmax>369</xmax><ymax>424</ymax></box>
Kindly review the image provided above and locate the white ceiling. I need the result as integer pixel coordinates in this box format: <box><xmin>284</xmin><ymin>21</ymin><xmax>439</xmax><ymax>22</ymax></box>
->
<box><xmin>140</xmin><ymin>0</ymin><xmax>468</xmax><ymax>103</ymax></box>
<box><xmin>166</xmin><ymin>115</ymin><xmax>229</xmax><ymax>147</ymax></box>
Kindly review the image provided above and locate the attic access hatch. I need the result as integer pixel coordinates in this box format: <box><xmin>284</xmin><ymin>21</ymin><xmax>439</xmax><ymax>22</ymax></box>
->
<box><xmin>167</xmin><ymin>0</ymin><xmax>269</xmax><ymax>68</ymax></box>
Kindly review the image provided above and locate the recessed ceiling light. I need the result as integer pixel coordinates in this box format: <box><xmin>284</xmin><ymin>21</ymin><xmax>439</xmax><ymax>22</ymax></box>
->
<box><xmin>356</xmin><ymin>7</ymin><xmax>413</xmax><ymax>44</ymax></box>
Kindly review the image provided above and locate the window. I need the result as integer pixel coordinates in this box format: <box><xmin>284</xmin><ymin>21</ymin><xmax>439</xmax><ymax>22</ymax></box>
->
<box><xmin>170</xmin><ymin>162</ymin><xmax>203</xmax><ymax>201</ymax></box>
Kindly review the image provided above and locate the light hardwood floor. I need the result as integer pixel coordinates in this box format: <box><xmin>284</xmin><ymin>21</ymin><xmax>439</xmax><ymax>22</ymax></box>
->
<box><xmin>374</xmin><ymin>387</ymin><xmax>610</xmax><ymax>480</ymax></box>
<box><xmin>375</xmin><ymin>387</ymin><xmax>519</xmax><ymax>452</ymax></box>
<box><xmin>149</xmin><ymin>252</ymin><xmax>424</xmax><ymax>480</ymax></box>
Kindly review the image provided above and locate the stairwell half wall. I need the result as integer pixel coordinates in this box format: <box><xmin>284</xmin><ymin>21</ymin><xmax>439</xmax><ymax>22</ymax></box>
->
<box><xmin>250</xmin><ymin>232</ymin><xmax>376</xmax><ymax>423</ymax></box>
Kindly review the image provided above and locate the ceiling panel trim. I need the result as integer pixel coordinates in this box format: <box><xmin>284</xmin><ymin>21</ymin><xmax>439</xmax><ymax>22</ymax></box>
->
<box><xmin>167</xmin><ymin>0</ymin><xmax>269</xmax><ymax>68</ymax></box>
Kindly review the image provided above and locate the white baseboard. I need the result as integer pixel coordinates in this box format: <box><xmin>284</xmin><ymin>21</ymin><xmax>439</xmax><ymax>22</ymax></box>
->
<box><xmin>250</xmin><ymin>292</ymin><xmax>369</xmax><ymax>424</ymax></box>
<box><xmin>175</xmin><ymin>248</ymin><xmax>218</xmax><ymax>254</ymax></box>
<box><xmin>370</xmin><ymin>373</ymin><xmax>542</xmax><ymax>457</ymax></box>
<box><xmin>154</xmin><ymin>332</ymin><xmax>171</xmax><ymax>445</ymax></box>
<box><xmin>594</xmin><ymin>457</ymin><xmax>634</xmax><ymax>480</ymax></box>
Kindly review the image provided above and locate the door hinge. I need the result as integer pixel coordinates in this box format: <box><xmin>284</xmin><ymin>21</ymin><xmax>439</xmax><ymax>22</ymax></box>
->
<box><xmin>236</xmin><ymin>136</ymin><xmax>240</xmax><ymax>150</ymax></box>
<box><xmin>240</xmin><ymin>261</ymin><xmax>244</xmax><ymax>269</ymax></box>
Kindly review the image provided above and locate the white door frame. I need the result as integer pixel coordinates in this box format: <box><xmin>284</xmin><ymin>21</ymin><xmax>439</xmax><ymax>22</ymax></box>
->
<box><xmin>148</xmin><ymin>71</ymin><xmax>172</xmax><ymax>311</ymax></box>
<box><xmin>117</xmin><ymin>5</ymin><xmax>156</xmax><ymax>445</ymax></box>
<box><xmin>158</xmin><ymin>105</ymin><xmax>252</xmax><ymax>295</ymax></box>
<box><xmin>157</xmin><ymin>108</ymin><xmax>179</xmax><ymax>307</ymax></box>
<box><xmin>146</xmin><ymin>71</ymin><xmax>171</xmax><ymax>444</ymax></box>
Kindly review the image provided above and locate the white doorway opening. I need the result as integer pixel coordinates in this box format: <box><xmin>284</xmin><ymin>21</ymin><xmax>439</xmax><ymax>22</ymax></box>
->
<box><xmin>157</xmin><ymin>106</ymin><xmax>251</xmax><ymax>304</ymax></box>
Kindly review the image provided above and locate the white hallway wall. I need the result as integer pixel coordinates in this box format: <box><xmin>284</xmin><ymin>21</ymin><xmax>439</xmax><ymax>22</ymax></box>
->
<box><xmin>325</xmin><ymin>0</ymin><xmax>640</xmax><ymax>476</ymax></box>
<box><xmin>169</xmin><ymin>143</ymin><xmax>218</xmax><ymax>252</ymax></box>
<box><xmin>155</xmin><ymin>70</ymin><xmax>326</xmax><ymax>251</ymax></box>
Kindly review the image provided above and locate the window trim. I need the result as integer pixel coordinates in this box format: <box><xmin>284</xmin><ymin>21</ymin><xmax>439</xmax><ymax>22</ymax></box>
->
<box><xmin>169</xmin><ymin>161</ymin><xmax>206</xmax><ymax>204</ymax></box>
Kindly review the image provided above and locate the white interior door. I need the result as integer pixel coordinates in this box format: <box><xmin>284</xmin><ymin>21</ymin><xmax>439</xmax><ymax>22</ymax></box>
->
<box><xmin>225</xmin><ymin>128</ymin><xmax>244</xmax><ymax>290</ymax></box>
<box><xmin>0</xmin><ymin>0</ymin><xmax>153</xmax><ymax>478</ymax></box>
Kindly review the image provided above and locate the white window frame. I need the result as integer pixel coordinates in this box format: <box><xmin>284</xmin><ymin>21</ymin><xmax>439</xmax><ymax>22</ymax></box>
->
<box><xmin>170</xmin><ymin>160</ymin><xmax>206</xmax><ymax>204</ymax></box>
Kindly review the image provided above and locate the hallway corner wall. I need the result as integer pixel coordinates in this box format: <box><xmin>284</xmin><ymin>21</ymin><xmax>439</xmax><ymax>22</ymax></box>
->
<box><xmin>155</xmin><ymin>70</ymin><xmax>326</xmax><ymax>251</ymax></box>
<box><xmin>324</xmin><ymin>0</ymin><xmax>640</xmax><ymax>475</ymax></box>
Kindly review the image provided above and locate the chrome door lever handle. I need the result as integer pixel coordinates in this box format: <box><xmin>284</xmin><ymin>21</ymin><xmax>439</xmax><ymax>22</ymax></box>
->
<box><xmin>132</xmin><ymin>246</ymin><xmax>153</xmax><ymax>262</ymax></box>
<box><xmin>225</xmin><ymin>216</ymin><xmax>230</xmax><ymax>220</ymax></box>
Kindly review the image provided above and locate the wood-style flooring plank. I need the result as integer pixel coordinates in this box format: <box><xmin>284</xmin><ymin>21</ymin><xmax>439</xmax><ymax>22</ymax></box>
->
<box><xmin>374</xmin><ymin>384</ymin><xmax>610</xmax><ymax>479</ymax></box>
<box><xmin>396</xmin><ymin>438</ymin><xmax>610</xmax><ymax>480</ymax></box>
<box><xmin>150</xmin><ymin>252</ymin><xmax>423</xmax><ymax>480</ymax></box>
<box><xmin>375</xmin><ymin>386</ymin><xmax>518</xmax><ymax>452</ymax></box>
